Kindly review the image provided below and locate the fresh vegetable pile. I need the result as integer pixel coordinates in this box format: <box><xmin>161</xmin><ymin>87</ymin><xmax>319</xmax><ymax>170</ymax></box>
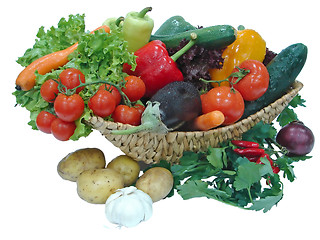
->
<box><xmin>13</xmin><ymin>7</ymin><xmax>315</xmax><ymax>227</ymax></box>
<box><xmin>13</xmin><ymin>8</ymin><xmax>308</xmax><ymax>138</ymax></box>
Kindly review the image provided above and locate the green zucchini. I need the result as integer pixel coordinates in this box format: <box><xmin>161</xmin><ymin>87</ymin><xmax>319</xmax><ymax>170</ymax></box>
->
<box><xmin>153</xmin><ymin>15</ymin><xmax>196</xmax><ymax>36</ymax></box>
<box><xmin>242</xmin><ymin>43</ymin><xmax>308</xmax><ymax>118</ymax></box>
<box><xmin>150</xmin><ymin>25</ymin><xmax>237</xmax><ymax>49</ymax></box>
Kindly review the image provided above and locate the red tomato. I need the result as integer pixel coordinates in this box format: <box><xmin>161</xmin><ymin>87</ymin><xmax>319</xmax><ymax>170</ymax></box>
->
<box><xmin>122</xmin><ymin>76</ymin><xmax>146</xmax><ymax>102</ymax></box>
<box><xmin>201</xmin><ymin>86</ymin><xmax>244</xmax><ymax>125</ymax></box>
<box><xmin>134</xmin><ymin>104</ymin><xmax>146</xmax><ymax>115</ymax></box>
<box><xmin>88</xmin><ymin>90</ymin><xmax>116</xmax><ymax>118</ymax></box>
<box><xmin>51</xmin><ymin>118</ymin><xmax>76</xmax><ymax>141</ymax></box>
<box><xmin>54</xmin><ymin>94</ymin><xmax>84</xmax><ymax>122</ymax></box>
<box><xmin>40</xmin><ymin>79</ymin><xmax>59</xmax><ymax>102</ymax></box>
<box><xmin>230</xmin><ymin>59</ymin><xmax>269</xmax><ymax>101</ymax></box>
<box><xmin>59</xmin><ymin>68</ymin><xmax>85</xmax><ymax>93</ymax></box>
<box><xmin>99</xmin><ymin>84</ymin><xmax>122</xmax><ymax>105</ymax></box>
<box><xmin>36</xmin><ymin>111</ymin><xmax>57</xmax><ymax>134</ymax></box>
<box><xmin>112</xmin><ymin>105</ymin><xmax>142</xmax><ymax>126</ymax></box>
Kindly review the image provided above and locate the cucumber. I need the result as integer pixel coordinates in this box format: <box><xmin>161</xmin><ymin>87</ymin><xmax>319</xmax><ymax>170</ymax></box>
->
<box><xmin>153</xmin><ymin>15</ymin><xmax>196</xmax><ymax>36</ymax></box>
<box><xmin>150</xmin><ymin>25</ymin><xmax>237</xmax><ymax>49</ymax></box>
<box><xmin>242</xmin><ymin>43</ymin><xmax>308</xmax><ymax>118</ymax></box>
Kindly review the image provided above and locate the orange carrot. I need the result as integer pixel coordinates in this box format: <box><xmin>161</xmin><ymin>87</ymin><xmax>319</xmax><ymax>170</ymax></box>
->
<box><xmin>193</xmin><ymin>110</ymin><xmax>225</xmax><ymax>131</ymax></box>
<box><xmin>16</xmin><ymin>25</ymin><xmax>110</xmax><ymax>91</ymax></box>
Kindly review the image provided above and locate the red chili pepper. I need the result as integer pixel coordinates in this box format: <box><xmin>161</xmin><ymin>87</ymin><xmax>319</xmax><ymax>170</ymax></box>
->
<box><xmin>272</xmin><ymin>166</ymin><xmax>280</xmax><ymax>174</ymax></box>
<box><xmin>233</xmin><ymin>148</ymin><xmax>265</xmax><ymax>158</ymax></box>
<box><xmin>246</xmin><ymin>156</ymin><xmax>260</xmax><ymax>162</ymax></box>
<box><xmin>257</xmin><ymin>154</ymin><xmax>280</xmax><ymax>174</ymax></box>
<box><xmin>256</xmin><ymin>153</ymin><xmax>274</xmax><ymax>165</ymax></box>
<box><xmin>231</xmin><ymin>140</ymin><xmax>260</xmax><ymax>148</ymax></box>
<box><xmin>123</xmin><ymin>36</ymin><xmax>197</xmax><ymax>97</ymax></box>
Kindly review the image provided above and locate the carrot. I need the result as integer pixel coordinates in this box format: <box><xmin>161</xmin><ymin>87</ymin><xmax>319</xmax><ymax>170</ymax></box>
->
<box><xmin>193</xmin><ymin>110</ymin><xmax>225</xmax><ymax>131</ymax></box>
<box><xmin>16</xmin><ymin>25</ymin><xmax>110</xmax><ymax>91</ymax></box>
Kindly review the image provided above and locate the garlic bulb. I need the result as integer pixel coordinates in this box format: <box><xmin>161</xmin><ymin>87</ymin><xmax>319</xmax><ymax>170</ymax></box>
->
<box><xmin>105</xmin><ymin>186</ymin><xmax>153</xmax><ymax>228</ymax></box>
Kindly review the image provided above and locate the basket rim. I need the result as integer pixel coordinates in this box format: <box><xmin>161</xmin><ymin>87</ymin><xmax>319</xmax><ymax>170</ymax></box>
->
<box><xmin>87</xmin><ymin>80</ymin><xmax>303</xmax><ymax>136</ymax></box>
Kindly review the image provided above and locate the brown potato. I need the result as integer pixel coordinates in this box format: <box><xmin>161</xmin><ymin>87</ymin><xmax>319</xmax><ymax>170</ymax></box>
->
<box><xmin>136</xmin><ymin>167</ymin><xmax>173</xmax><ymax>202</ymax></box>
<box><xmin>76</xmin><ymin>168</ymin><xmax>124</xmax><ymax>204</ymax></box>
<box><xmin>107</xmin><ymin>155</ymin><xmax>140</xmax><ymax>186</ymax></box>
<box><xmin>57</xmin><ymin>148</ymin><xmax>106</xmax><ymax>182</ymax></box>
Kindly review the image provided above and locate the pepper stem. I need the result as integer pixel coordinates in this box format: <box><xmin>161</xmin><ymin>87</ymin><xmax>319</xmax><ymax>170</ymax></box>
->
<box><xmin>137</xmin><ymin>7</ymin><xmax>152</xmax><ymax>18</ymax></box>
<box><xmin>115</xmin><ymin>16</ymin><xmax>124</xmax><ymax>26</ymax></box>
<box><xmin>171</xmin><ymin>33</ymin><xmax>197</xmax><ymax>62</ymax></box>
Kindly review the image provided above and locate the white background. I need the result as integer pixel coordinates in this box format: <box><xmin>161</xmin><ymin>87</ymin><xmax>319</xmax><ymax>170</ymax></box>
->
<box><xmin>2</xmin><ymin>0</ymin><xmax>319</xmax><ymax>239</ymax></box>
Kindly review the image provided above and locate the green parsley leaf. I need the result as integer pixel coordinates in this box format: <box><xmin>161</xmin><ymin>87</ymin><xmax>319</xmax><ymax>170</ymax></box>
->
<box><xmin>289</xmin><ymin>94</ymin><xmax>306</xmax><ymax>108</ymax></box>
<box><xmin>276</xmin><ymin>94</ymin><xmax>306</xmax><ymax>127</ymax></box>
<box><xmin>259</xmin><ymin>157</ymin><xmax>274</xmax><ymax>177</ymax></box>
<box><xmin>249</xmin><ymin>191</ymin><xmax>283</xmax><ymax>213</ymax></box>
<box><xmin>242</xmin><ymin>121</ymin><xmax>277</xmax><ymax>145</ymax></box>
<box><xmin>233</xmin><ymin>161</ymin><xmax>261</xmax><ymax>191</ymax></box>
<box><xmin>207</xmin><ymin>147</ymin><xmax>226</xmax><ymax>169</ymax></box>
<box><xmin>276</xmin><ymin>107</ymin><xmax>298</xmax><ymax>127</ymax></box>
<box><xmin>276</xmin><ymin>156</ymin><xmax>296</xmax><ymax>182</ymax></box>
<box><xmin>176</xmin><ymin>180</ymin><xmax>230</xmax><ymax>200</ymax></box>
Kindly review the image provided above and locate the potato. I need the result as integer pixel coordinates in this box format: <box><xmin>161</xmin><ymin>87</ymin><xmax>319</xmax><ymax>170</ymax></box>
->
<box><xmin>107</xmin><ymin>155</ymin><xmax>140</xmax><ymax>186</ymax></box>
<box><xmin>136</xmin><ymin>167</ymin><xmax>173</xmax><ymax>202</ymax></box>
<box><xmin>77</xmin><ymin>168</ymin><xmax>124</xmax><ymax>204</ymax></box>
<box><xmin>57</xmin><ymin>148</ymin><xmax>106</xmax><ymax>182</ymax></box>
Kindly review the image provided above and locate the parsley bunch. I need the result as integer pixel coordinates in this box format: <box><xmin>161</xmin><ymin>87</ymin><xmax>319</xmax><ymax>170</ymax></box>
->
<box><xmin>150</xmin><ymin>95</ymin><xmax>311</xmax><ymax>212</ymax></box>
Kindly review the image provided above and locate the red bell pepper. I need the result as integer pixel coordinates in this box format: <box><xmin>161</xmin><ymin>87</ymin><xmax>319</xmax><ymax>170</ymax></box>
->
<box><xmin>123</xmin><ymin>34</ymin><xmax>197</xmax><ymax>97</ymax></box>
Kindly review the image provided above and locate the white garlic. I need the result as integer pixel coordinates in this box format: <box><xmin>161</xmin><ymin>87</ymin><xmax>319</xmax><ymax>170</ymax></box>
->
<box><xmin>105</xmin><ymin>186</ymin><xmax>153</xmax><ymax>228</ymax></box>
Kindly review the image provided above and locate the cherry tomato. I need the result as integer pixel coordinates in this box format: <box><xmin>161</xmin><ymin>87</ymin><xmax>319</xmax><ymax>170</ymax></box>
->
<box><xmin>51</xmin><ymin>118</ymin><xmax>76</xmax><ymax>141</ymax></box>
<box><xmin>59</xmin><ymin>68</ymin><xmax>85</xmax><ymax>93</ymax></box>
<box><xmin>88</xmin><ymin>89</ymin><xmax>116</xmax><ymax>118</ymax></box>
<box><xmin>134</xmin><ymin>104</ymin><xmax>146</xmax><ymax>115</ymax></box>
<box><xmin>230</xmin><ymin>59</ymin><xmax>269</xmax><ymax>101</ymax></box>
<box><xmin>112</xmin><ymin>105</ymin><xmax>142</xmax><ymax>126</ymax></box>
<box><xmin>99</xmin><ymin>84</ymin><xmax>121</xmax><ymax>105</ymax></box>
<box><xmin>54</xmin><ymin>94</ymin><xmax>84</xmax><ymax>122</ymax></box>
<box><xmin>40</xmin><ymin>79</ymin><xmax>59</xmax><ymax>102</ymax></box>
<box><xmin>122</xmin><ymin>76</ymin><xmax>146</xmax><ymax>102</ymax></box>
<box><xmin>36</xmin><ymin>111</ymin><xmax>57</xmax><ymax>134</ymax></box>
<box><xmin>201</xmin><ymin>86</ymin><xmax>244</xmax><ymax>125</ymax></box>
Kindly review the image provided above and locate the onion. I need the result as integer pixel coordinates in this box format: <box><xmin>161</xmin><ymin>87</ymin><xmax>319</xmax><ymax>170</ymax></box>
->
<box><xmin>276</xmin><ymin>121</ymin><xmax>315</xmax><ymax>156</ymax></box>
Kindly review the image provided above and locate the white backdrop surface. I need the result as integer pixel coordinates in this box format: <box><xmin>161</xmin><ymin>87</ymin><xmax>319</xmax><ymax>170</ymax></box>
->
<box><xmin>1</xmin><ymin>0</ymin><xmax>319</xmax><ymax>239</ymax></box>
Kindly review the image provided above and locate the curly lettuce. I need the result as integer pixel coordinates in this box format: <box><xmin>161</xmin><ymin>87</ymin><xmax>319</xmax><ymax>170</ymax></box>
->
<box><xmin>13</xmin><ymin>14</ymin><xmax>136</xmax><ymax>141</ymax></box>
<box><xmin>17</xmin><ymin>14</ymin><xmax>86</xmax><ymax>67</ymax></box>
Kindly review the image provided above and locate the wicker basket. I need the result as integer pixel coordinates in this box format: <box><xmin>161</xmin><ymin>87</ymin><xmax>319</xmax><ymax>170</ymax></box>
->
<box><xmin>86</xmin><ymin>81</ymin><xmax>303</xmax><ymax>164</ymax></box>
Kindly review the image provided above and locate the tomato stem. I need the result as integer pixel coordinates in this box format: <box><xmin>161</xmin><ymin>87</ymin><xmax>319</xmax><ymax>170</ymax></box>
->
<box><xmin>200</xmin><ymin>67</ymin><xmax>250</xmax><ymax>90</ymax></box>
<box><xmin>56</xmin><ymin>76</ymin><xmax>133</xmax><ymax>106</ymax></box>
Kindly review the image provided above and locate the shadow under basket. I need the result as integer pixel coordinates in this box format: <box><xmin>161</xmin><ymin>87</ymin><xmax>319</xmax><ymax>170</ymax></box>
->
<box><xmin>85</xmin><ymin>81</ymin><xmax>303</xmax><ymax>164</ymax></box>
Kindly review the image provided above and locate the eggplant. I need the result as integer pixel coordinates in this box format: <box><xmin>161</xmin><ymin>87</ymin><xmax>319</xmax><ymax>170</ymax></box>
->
<box><xmin>150</xmin><ymin>81</ymin><xmax>201</xmax><ymax>129</ymax></box>
<box><xmin>111</xmin><ymin>81</ymin><xmax>201</xmax><ymax>135</ymax></box>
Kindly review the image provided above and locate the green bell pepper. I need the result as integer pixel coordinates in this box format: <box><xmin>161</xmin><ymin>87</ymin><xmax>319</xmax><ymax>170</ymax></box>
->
<box><xmin>153</xmin><ymin>15</ymin><xmax>196</xmax><ymax>36</ymax></box>
<box><xmin>123</xmin><ymin>7</ymin><xmax>154</xmax><ymax>52</ymax></box>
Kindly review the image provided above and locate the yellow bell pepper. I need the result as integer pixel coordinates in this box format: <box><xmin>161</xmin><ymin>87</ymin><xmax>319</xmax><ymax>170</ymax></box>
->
<box><xmin>209</xmin><ymin>29</ymin><xmax>266</xmax><ymax>87</ymax></box>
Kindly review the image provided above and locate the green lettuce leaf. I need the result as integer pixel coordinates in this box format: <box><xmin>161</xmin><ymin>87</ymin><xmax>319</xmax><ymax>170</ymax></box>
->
<box><xmin>14</xmin><ymin>14</ymin><xmax>137</xmax><ymax>141</ymax></box>
<box><xmin>17</xmin><ymin>14</ymin><xmax>86</xmax><ymax>67</ymax></box>
<box><xmin>74</xmin><ymin>24</ymin><xmax>136</xmax><ymax>87</ymax></box>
